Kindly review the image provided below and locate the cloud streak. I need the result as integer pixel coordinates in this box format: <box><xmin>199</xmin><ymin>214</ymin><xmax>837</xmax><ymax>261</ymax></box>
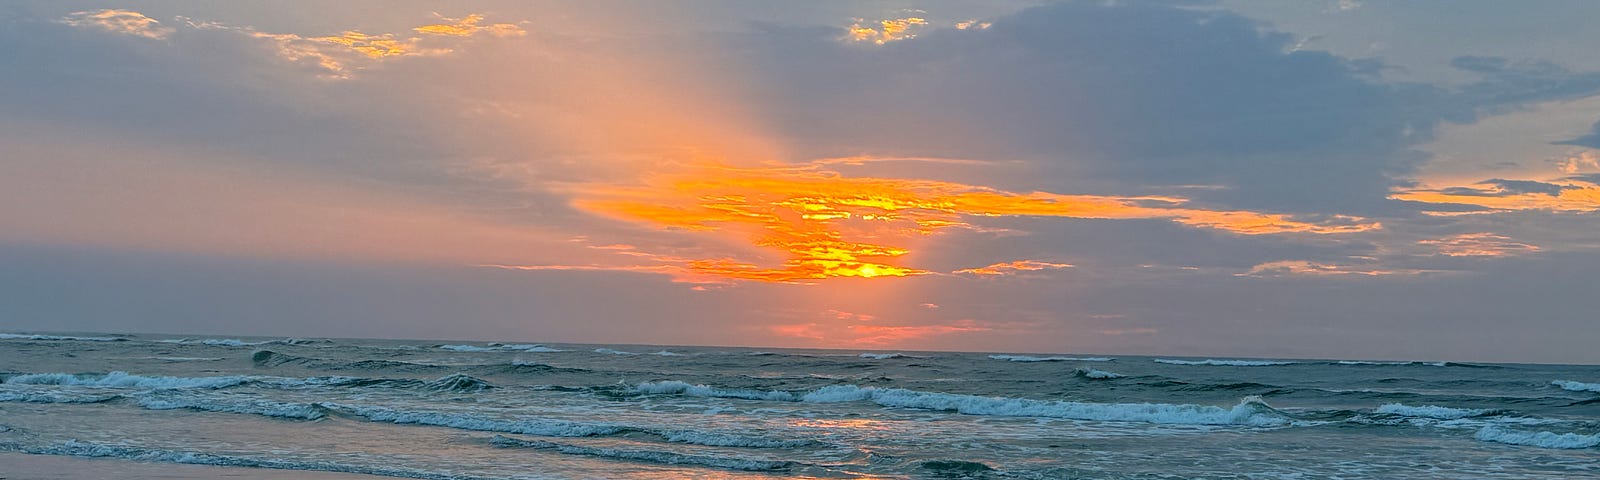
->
<box><xmin>61</xmin><ymin>10</ymin><xmax>173</xmax><ymax>40</ymax></box>
<box><xmin>560</xmin><ymin>163</ymin><xmax>1377</xmax><ymax>283</ymax></box>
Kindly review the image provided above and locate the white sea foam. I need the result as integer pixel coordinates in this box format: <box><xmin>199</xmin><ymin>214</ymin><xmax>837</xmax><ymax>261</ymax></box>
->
<box><xmin>1474</xmin><ymin>426</ymin><xmax>1600</xmax><ymax>449</ymax></box>
<box><xmin>0</xmin><ymin>389</ymin><xmax>122</xmax><ymax>404</ymax></box>
<box><xmin>500</xmin><ymin>344</ymin><xmax>566</xmax><ymax>352</ymax></box>
<box><xmin>989</xmin><ymin>354</ymin><xmax>1114</xmax><ymax>362</ymax></box>
<box><xmin>1375</xmin><ymin>403</ymin><xmax>1493</xmax><ymax>420</ymax></box>
<box><xmin>859</xmin><ymin>353</ymin><xmax>912</xmax><ymax>359</ymax></box>
<box><xmin>0</xmin><ymin>333</ymin><xmax>124</xmax><ymax>342</ymax></box>
<box><xmin>442</xmin><ymin>343</ymin><xmax>566</xmax><ymax>353</ymax></box>
<box><xmin>1154</xmin><ymin>359</ymin><xmax>1296</xmax><ymax>366</ymax></box>
<box><xmin>651</xmin><ymin>350</ymin><xmax>683</xmax><ymax>356</ymax></box>
<box><xmin>1074</xmin><ymin>367</ymin><xmax>1123</xmax><ymax>379</ymax></box>
<box><xmin>489</xmin><ymin>436</ymin><xmax>795</xmax><ymax>471</ymax></box>
<box><xmin>1336</xmin><ymin>360</ymin><xmax>1415</xmax><ymax>366</ymax></box>
<box><xmin>154</xmin><ymin>338</ymin><xmax>312</xmax><ymax>347</ymax></box>
<box><xmin>803</xmin><ymin>386</ymin><xmax>1289</xmax><ymax>425</ymax></box>
<box><xmin>202</xmin><ymin>339</ymin><xmax>263</xmax><ymax>346</ymax></box>
<box><xmin>636</xmin><ymin>381</ymin><xmax>1287</xmax><ymax>425</ymax></box>
<box><xmin>1552</xmin><ymin>380</ymin><xmax>1600</xmax><ymax>393</ymax></box>
<box><xmin>4</xmin><ymin>371</ymin><xmax>255</xmax><ymax>390</ymax></box>
<box><xmin>594</xmin><ymin>348</ymin><xmax>638</xmax><ymax>355</ymax></box>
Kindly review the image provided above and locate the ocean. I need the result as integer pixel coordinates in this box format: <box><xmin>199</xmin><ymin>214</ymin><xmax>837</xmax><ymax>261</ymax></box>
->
<box><xmin>1</xmin><ymin>333</ymin><xmax>1596</xmax><ymax>479</ymax></box>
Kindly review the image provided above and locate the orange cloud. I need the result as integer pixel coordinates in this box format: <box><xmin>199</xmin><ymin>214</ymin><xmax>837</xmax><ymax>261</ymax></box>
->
<box><xmin>61</xmin><ymin>10</ymin><xmax>174</xmax><ymax>40</ymax></box>
<box><xmin>1391</xmin><ymin>177</ymin><xmax>1600</xmax><ymax>213</ymax></box>
<box><xmin>955</xmin><ymin>20</ymin><xmax>993</xmax><ymax>30</ymax></box>
<box><xmin>955</xmin><ymin>260</ymin><xmax>1074</xmax><ymax>276</ymax></box>
<box><xmin>845</xmin><ymin>17</ymin><xmax>929</xmax><ymax>44</ymax></box>
<box><xmin>110</xmin><ymin>12</ymin><xmax>524</xmax><ymax>78</ymax></box>
<box><xmin>554</xmin><ymin>164</ymin><xmax>1376</xmax><ymax>283</ymax></box>
<box><xmin>1419</xmin><ymin>233</ymin><xmax>1540</xmax><ymax>257</ymax></box>
<box><xmin>1238</xmin><ymin>260</ymin><xmax>1426</xmax><ymax>278</ymax></box>
<box><xmin>413</xmin><ymin>14</ymin><xmax>526</xmax><ymax>37</ymax></box>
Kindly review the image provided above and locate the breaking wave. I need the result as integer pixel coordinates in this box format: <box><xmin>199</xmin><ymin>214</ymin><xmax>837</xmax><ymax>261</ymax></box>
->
<box><xmin>421</xmin><ymin>374</ymin><xmax>495</xmax><ymax>392</ymax></box>
<box><xmin>859</xmin><ymin>353</ymin><xmax>916</xmax><ymax>359</ymax></box>
<box><xmin>489</xmin><ymin>436</ymin><xmax>796</xmax><ymax>471</ymax></box>
<box><xmin>1336</xmin><ymin>361</ymin><xmax>1420</xmax><ymax>366</ymax></box>
<box><xmin>1474</xmin><ymin>426</ymin><xmax>1600</xmax><ymax>449</ymax></box>
<box><xmin>1374</xmin><ymin>403</ymin><xmax>1498</xmax><ymax>420</ymax></box>
<box><xmin>635</xmin><ymin>381</ymin><xmax>1290</xmax><ymax>425</ymax></box>
<box><xmin>1155</xmin><ymin>359</ymin><xmax>1296</xmax><ymax>366</ymax></box>
<box><xmin>4</xmin><ymin>371</ymin><xmax>255</xmax><ymax>390</ymax></box>
<box><xmin>989</xmin><ymin>354</ymin><xmax>1113</xmax><ymax>362</ymax></box>
<box><xmin>1074</xmin><ymin>367</ymin><xmax>1123</xmax><ymax>379</ymax></box>
<box><xmin>0</xmin><ymin>389</ymin><xmax>122</xmax><ymax>404</ymax></box>
<box><xmin>440</xmin><ymin>343</ymin><xmax>567</xmax><ymax>353</ymax></box>
<box><xmin>158</xmin><ymin>338</ymin><xmax>319</xmax><ymax>347</ymax></box>
<box><xmin>635</xmin><ymin>381</ymin><xmax>799</xmax><ymax>401</ymax></box>
<box><xmin>1552</xmin><ymin>380</ymin><xmax>1600</xmax><ymax>393</ymax></box>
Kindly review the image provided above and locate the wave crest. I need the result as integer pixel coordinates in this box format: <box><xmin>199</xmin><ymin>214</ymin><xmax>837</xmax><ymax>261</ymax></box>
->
<box><xmin>1553</xmin><ymin>380</ymin><xmax>1600</xmax><ymax>393</ymax></box>
<box><xmin>1474</xmin><ymin>426</ymin><xmax>1600</xmax><ymax>449</ymax></box>
<box><xmin>1074</xmin><ymin>367</ymin><xmax>1123</xmax><ymax>379</ymax></box>
<box><xmin>4</xmin><ymin>371</ymin><xmax>255</xmax><ymax>390</ymax></box>
<box><xmin>635</xmin><ymin>381</ymin><xmax>1290</xmax><ymax>426</ymax></box>
<box><xmin>1374</xmin><ymin>403</ymin><xmax>1497</xmax><ymax>420</ymax></box>
<box><xmin>1155</xmin><ymin>359</ymin><xmax>1296</xmax><ymax>366</ymax></box>
<box><xmin>989</xmin><ymin>354</ymin><xmax>1113</xmax><ymax>362</ymax></box>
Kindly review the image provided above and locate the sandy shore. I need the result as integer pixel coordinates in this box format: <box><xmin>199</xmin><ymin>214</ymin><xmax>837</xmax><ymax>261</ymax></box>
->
<box><xmin>0</xmin><ymin>452</ymin><xmax>391</xmax><ymax>480</ymax></box>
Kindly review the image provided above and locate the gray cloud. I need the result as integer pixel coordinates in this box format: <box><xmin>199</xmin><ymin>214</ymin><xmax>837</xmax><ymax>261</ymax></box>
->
<box><xmin>1555</xmin><ymin>118</ymin><xmax>1600</xmax><ymax>148</ymax></box>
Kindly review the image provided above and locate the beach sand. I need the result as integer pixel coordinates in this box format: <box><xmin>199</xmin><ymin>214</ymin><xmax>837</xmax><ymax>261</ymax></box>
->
<box><xmin>0</xmin><ymin>453</ymin><xmax>390</xmax><ymax>479</ymax></box>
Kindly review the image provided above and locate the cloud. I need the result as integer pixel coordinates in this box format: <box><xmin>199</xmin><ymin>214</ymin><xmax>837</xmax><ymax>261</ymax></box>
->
<box><xmin>954</xmin><ymin>260</ymin><xmax>1073</xmax><ymax>277</ymax></box>
<box><xmin>1238</xmin><ymin>260</ymin><xmax>1427</xmax><ymax>278</ymax></box>
<box><xmin>1559</xmin><ymin>151</ymin><xmax>1600</xmax><ymax>173</ymax></box>
<box><xmin>565</xmin><ymin>163</ymin><xmax>1375</xmax><ymax>283</ymax></box>
<box><xmin>1392</xmin><ymin>177</ymin><xmax>1600</xmax><ymax>213</ymax></box>
<box><xmin>61</xmin><ymin>9</ymin><xmax>173</xmax><ymax>40</ymax></box>
<box><xmin>414</xmin><ymin>14</ymin><xmax>526</xmax><ymax>37</ymax></box>
<box><xmin>844</xmin><ymin>17</ymin><xmax>928</xmax><ymax>44</ymax></box>
<box><xmin>714</xmin><ymin>4</ymin><xmax>1600</xmax><ymax>219</ymax></box>
<box><xmin>1557</xmin><ymin>119</ymin><xmax>1600</xmax><ymax>148</ymax></box>
<box><xmin>59</xmin><ymin>10</ymin><xmax>525</xmax><ymax>79</ymax></box>
<box><xmin>1418</xmin><ymin>233</ymin><xmax>1540</xmax><ymax>257</ymax></box>
<box><xmin>224</xmin><ymin>14</ymin><xmax>519</xmax><ymax>78</ymax></box>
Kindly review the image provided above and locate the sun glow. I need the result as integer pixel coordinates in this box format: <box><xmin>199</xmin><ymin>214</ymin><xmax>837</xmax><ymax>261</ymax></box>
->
<box><xmin>554</xmin><ymin>163</ymin><xmax>1378</xmax><ymax>284</ymax></box>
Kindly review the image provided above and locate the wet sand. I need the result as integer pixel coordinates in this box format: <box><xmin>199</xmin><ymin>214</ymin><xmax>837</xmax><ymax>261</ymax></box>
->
<box><xmin>0</xmin><ymin>453</ymin><xmax>390</xmax><ymax>480</ymax></box>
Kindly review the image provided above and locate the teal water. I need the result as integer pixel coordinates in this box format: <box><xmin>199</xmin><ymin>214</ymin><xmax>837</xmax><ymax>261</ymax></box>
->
<box><xmin>1</xmin><ymin>333</ymin><xmax>1597</xmax><ymax>478</ymax></box>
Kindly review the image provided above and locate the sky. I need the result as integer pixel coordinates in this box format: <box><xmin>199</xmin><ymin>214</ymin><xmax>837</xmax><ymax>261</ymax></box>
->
<box><xmin>3</xmin><ymin>1</ymin><xmax>1600</xmax><ymax>364</ymax></box>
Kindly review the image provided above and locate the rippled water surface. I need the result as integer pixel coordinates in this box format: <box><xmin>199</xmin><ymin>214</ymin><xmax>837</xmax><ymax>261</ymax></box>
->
<box><xmin>1</xmin><ymin>333</ymin><xmax>1597</xmax><ymax>479</ymax></box>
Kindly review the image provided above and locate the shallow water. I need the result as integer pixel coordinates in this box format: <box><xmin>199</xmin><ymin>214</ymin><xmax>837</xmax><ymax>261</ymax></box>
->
<box><xmin>1</xmin><ymin>333</ymin><xmax>1596</xmax><ymax>479</ymax></box>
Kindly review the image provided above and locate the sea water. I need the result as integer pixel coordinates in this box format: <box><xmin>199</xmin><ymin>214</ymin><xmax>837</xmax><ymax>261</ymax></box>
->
<box><xmin>1</xmin><ymin>333</ymin><xmax>1596</xmax><ymax>478</ymax></box>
